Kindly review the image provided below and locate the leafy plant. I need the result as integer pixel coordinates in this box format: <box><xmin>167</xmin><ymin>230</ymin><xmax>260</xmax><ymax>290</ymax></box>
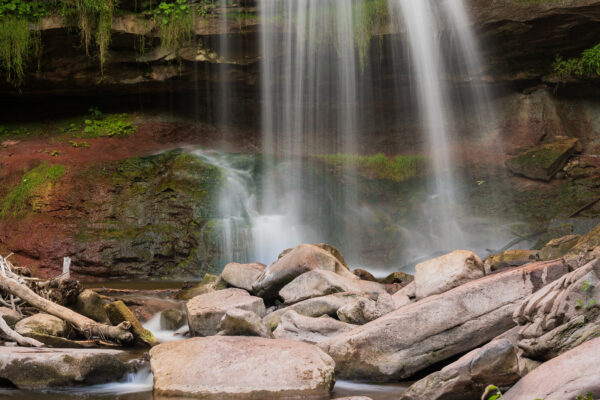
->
<box><xmin>82</xmin><ymin>107</ymin><xmax>137</xmax><ymax>137</ymax></box>
<box><xmin>553</xmin><ymin>43</ymin><xmax>600</xmax><ymax>79</ymax></box>
<box><xmin>154</xmin><ymin>0</ymin><xmax>194</xmax><ymax>56</ymax></box>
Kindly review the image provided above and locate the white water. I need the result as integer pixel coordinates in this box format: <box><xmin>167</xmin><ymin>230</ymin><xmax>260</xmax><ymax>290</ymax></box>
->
<box><xmin>143</xmin><ymin>312</ymin><xmax>188</xmax><ymax>343</ymax></box>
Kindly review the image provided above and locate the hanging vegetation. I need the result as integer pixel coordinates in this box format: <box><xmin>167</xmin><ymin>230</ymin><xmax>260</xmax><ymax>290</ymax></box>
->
<box><xmin>553</xmin><ymin>43</ymin><xmax>600</xmax><ymax>79</ymax></box>
<box><xmin>154</xmin><ymin>0</ymin><xmax>194</xmax><ymax>57</ymax></box>
<box><xmin>0</xmin><ymin>0</ymin><xmax>45</xmax><ymax>85</ymax></box>
<box><xmin>62</xmin><ymin>0</ymin><xmax>116</xmax><ymax>74</ymax></box>
<box><xmin>353</xmin><ymin>0</ymin><xmax>388</xmax><ymax>71</ymax></box>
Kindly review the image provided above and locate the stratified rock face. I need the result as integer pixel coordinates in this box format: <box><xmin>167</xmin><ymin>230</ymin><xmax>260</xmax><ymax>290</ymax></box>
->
<box><xmin>221</xmin><ymin>262</ymin><xmax>266</xmax><ymax>292</ymax></box>
<box><xmin>263</xmin><ymin>292</ymin><xmax>362</xmax><ymax>331</ymax></box>
<box><xmin>0</xmin><ymin>348</ymin><xmax>127</xmax><ymax>389</ymax></box>
<box><xmin>273</xmin><ymin>310</ymin><xmax>355</xmax><ymax>344</ymax></box>
<box><xmin>503</xmin><ymin>337</ymin><xmax>600</xmax><ymax>400</ymax></box>
<box><xmin>253</xmin><ymin>244</ymin><xmax>355</xmax><ymax>300</ymax></box>
<box><xmin>414</xmin><ymin>250</ymin><xmax>484</xmax><ymax>299</ymax></box>
<box><xmin>514</xmin><ymin>259</ymin><xmax>600</xmax><ymax>361</ymax></box>
<box><xmin>149</xmin><ymin>336</ymin><xmax>335</xmax><ymax>399</ymax></box>
<box><xmin>217</xmin><ymin>308</ymin><xmax>271</xmax><ymax>338</ymax></box>
<box><xmin>15</xmin><ymin>314</ymin><xmax>68</xmax><ymax>338</ymax></box>
<box><xmin>279</xmin><ymin>269</ymin><xmax>385</xmax><ymax>305</ymax></box>
<box><xmin>320</xmin><ymin>260</ymin><xmax>568</xmax><ymax>381</ymax></box>
<box><xmin>505</xmin><ymin>137</ymin><xmax>580</xmax><ymax>181</ymax></box>
<box><xmin>186</xmin><ymin>288</ymin><xmax>266</xmax><ymax>336</ymax></box>
<box><xmin>401</xmin><ymin>328</ymin><xmax>521</xmax><ymax>400</ymax></box>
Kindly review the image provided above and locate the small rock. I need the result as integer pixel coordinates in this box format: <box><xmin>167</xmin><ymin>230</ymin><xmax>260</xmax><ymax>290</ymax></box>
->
<box><xmin>273</xmin><ymin>310</ymin><xmax>355</xmax><ymax>344</ymax></box>
<box><xmin>186</xmin><ymin>288</ymin><xmax>266</xmax><ymax>337</ymax></box>
<box><xmin>415</xmin><ymin>250</ymin><xmax>484</xmax><ymax>299</ymax></box>
<box><xmin>217</xmin><ymin>308</ymin><xmax>271</xmax><ymax>338</ymax></box>
<box><xmin>150</xmin><ymin>336</ymin><xmax>335</xmax><ymax>399</ymax></box>
<box><xmin>221</xmin><ymin>262</ymin><xmax>266</xmax><ymax>292</ymax></box>
<box><xmin>353</xmin><ymin>269</ymin><xmax>377</xmax><ymax>282</ymax></box>
<box><xmin>74</xmin><ymin>289</ymin><xmax>109</xmax><ymax>323</ymax></box>
<box><xmin>160</xmin><ymin>308</ymin><xmax>186</xmax><ymax>330</ymax></box>
<box><xmin>337</xmin><ymin>293</ymin><xmax>396</xmax><ymax>325</ymax></box>
<box><xmin>15</xmin><ymin>314</ymin><xmax>68</xmax><ymax>338</ymax></box>
<box><xmin>105</xmin><ymin>301</ymin><xmax>158</xmax><ymax>347</ymax></box>
<box><xmin>379</xmin><ymin>271</ymin><xmax>414</xmax><ymax>285</ymax></box>
<box><xmin>484</xmin><ymin>250</ymin><xmax>539</xmax><ymax>274</ymax></box>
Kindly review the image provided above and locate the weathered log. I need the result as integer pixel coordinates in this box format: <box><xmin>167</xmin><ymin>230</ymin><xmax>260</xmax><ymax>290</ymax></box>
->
<box><xmin>0</xmin><ymin>312</ymin><xmax>43</xmax><ymax>347</ymax></box>
<box><xmin>0</xmin><ymin>274</ymin><xmax>133</xmax><ymax>344</ymax></box>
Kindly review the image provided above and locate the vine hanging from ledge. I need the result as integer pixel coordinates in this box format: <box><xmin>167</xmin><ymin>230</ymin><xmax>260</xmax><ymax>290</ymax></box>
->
<box><xmin>154</xmin><ymin>0</ymin><xmax>194</xmax><ymax>57</ymax></box>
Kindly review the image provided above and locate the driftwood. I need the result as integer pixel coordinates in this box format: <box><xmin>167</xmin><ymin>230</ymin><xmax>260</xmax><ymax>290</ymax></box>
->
<box><xmin>0</xmin><ymin>256</ymin><xmax>133</xmax><ymax>344</ymax></box>
<box><xmin>0</xmin><ymin>312</ymin><xmax>43</xmax><ymax>347</ymax></box>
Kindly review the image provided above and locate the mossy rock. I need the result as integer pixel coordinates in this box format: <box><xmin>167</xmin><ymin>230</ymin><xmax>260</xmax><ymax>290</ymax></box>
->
<box><xmin>566</xmin><ymin>223</ymin><xmax>600</xmax><ymax>257</ymax></box>
<box><xmin>540</xmin><ymin>234</ymin><xmax>581</xmax><ymax>260</ymax></box>
<box><xmin>532</xmin><ymin>223</ymin><xmax>574</xmax><ymax>249</ymax></box>
<box><xmin>175</xmin><ymin>273</ymin><xmax>229</xmax><ymax>301</ymax></box>
<box><xmin>73</xmin><ymin>289</ymin><xmax>109</xmax><ymax>324</ymax></box>
<box><xmin>379</xmin><ymin>271</ymin><xmax>414</xmax><ymax>285</ymax></box>
<box><xmin>484</xmin><ymin>250</ymin><xmax>539</xmax><ymax>274</ymax></box>
<box><xmin>505</xmin><ymin>137</ymin><xmax>579</xmax><ymax>181</ymax></box>
<box><xmin>104</xmin><ymin>301</ymin><xmax>158</xmax><ymax>347</ymax></box>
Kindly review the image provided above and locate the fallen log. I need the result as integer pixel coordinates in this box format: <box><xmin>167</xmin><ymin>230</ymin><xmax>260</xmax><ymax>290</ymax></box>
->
<box><xmin>0</xmin><ymin>273</ymin><xmax>133</xmax><ymax>344</ymax></box>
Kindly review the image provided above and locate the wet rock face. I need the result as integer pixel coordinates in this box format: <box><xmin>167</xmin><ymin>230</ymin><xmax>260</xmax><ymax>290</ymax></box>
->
<box><xmin>149</xmin><ymin>336</ymin><xmax>336</xmax><ymax>399</ymax></box>
<box><xmin>505</xmin><ymin>137</ymin><xmax>580</xmax><ymax>181</ymax></box>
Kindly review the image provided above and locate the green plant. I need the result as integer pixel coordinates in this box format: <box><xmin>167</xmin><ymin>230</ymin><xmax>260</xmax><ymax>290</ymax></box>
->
<box><xmin>1</xmin><ymin>163</ymin><xmax>66</xmax><ymax>217</ymax></box>
<box><xmin>553</xmin><ymin>43</ymin><xmax>600</xmax><ymax>79</ymax></box>
<box><xmin>317</xmin><ymin>153</ymin><xmax>430</xmax><ymax>182</ymax></box>
<box><xmin>352</xmin><ymin>0</ymin><xmax>388</xmax><ymax>71</ymax></box>
<box><xmin>154</xmin><ymin>0</ymin><xmax>194</xmax><ymax>55</ymax></box>
<box><xmin>82</xmin><ymin>107</ymin><xmax>137</xmax><ymax>137</ymax></box>
<box><xmin>576</xmin><ymin>279</ymin><xmax>597</xmax><ymax>312</ymax></box>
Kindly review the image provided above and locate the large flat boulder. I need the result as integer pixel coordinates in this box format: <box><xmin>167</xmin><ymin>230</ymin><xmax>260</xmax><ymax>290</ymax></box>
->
<box><xmin>503</xmin><ymin>337</ymin><xmax>600</xmax><ymax>400</ymax></box>
<box><xmin>273</xmin><ymin>310</ymin><xmax>355</xmax><ymax>344</ymax></box>
<box><xmin>414</xmin><ymin>250</ymin><xmax>484</xmax><ymax>299</ymax></box>
<box><xmin>186</xmin><ymin>288</ymin><xmax>266</xmax><ymax>336</ymax></box>
<box><xmin>263</xmin><ymin>292</ymin><xmax>362</xmax><ymax>331</ymax></box>
<box><xmin>0</xmin><ymin>347</ymin><xmax>127</xmax><ymax>389</ymax></box>
<box><xmin>221</xmin><ymin>262</ymin><xmax>266</xmax><ymax>292</ymax></box>
<box><xmin>400</xmin><ymin>328</ymin><xmax>523</xmax><ymax>400</ymax></box>
<box><xmin>319</xmin><ymin>260</ymin><xmax>568</xmax><ymax>381</ymax></box>
<box><xmin>514</xmin><ymin>259</ymin><xmax>600</xmax><ymax>361</ymax></box>
<box><xmin>15</xmin><ymin>314</ymin><xmax>68</xmax><ymax>338</ymax></box>
<box><xmin>150</xmin><ymin>336</ymin><xmax>335</xmax><ymax>399</ymax></box>
<box><xmin>505</xmin><ymin>137</ymin><xmax>580</xmax><ymax>181</ymax></box>
<box><xmin>253</xmin><ymin>244</ymin><xmax>356</xmax><ymax>300</ymax></box>
<box><xmin>279</xmin><ymin>269</ymin><xmax>385</xmax><ymax>304</ymax></box>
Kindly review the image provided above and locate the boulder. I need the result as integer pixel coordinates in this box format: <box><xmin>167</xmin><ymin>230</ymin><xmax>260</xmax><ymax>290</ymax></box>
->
<box><xmin>314</xmin><ymin>243</ymin><xmax>349</xmax><ymax>269</ymax></box>
<box><xmin>392</xmin><ymin>282</ymin><xmax>415</xmax><ymax>308</ymax></box>
<box><xmin>565</xmin><ymin>224</ymin><xmax>600</xmax><ymax>267</ymax></box>
<box><xmin>15</xmin><ymin>314</ymin><xmax>68</xmax><ymax>338</ymax></box>
<box><xmin>400</xmin><ymin>328</ymin><xmax>523</xmax><ymax>400</ymax></box>
<box><xmin>414</xmin><ymin>250</ymin><xmax>484</xmax><ymax>299</ymax></box>
<box><xmin>105</xmin><ymin>301</ymin><xmax>158</xmax><ymax>347</ymax></box>
<box><xmin>513</xmin><ymin>259</ymin><xmax>600</xmax><ymax>361</ymax></box>
<box><xmin>253</xmin><ymin>244</ymin><xmax>356</xmax><ymax>300</ymax></box>
<box><xmin>217</xmin><ymin>308</ymin><xmax>271</xmax><ymax>338</ymax></box>
<box><xmin>73</xmin><ymin>289</ymin><xmax>109</xmax><ymax>323</ymax></box>
<box><xmin>505</xmin><ymin>137</ymin><xmax>580</xmax><ymax>181</ymax></box>
<box><xmin>221</xmin><ymin>262</ymin><xmax>266</xmax><ymax>292</ymax></box>
<box><xmin>502</xmin><ymin>337</ymin><xmax>600</xmax><ymax>400</ymax></box>
<box><xmin>186</xmin><ymin>288</ymin><xmax>266</xmax><ymax>336</ymax></box>
<box><xmin>279</xmin><ymin>269</ymin><xmax>386</xmax><ymax>305</ymax></box>
<box><xmin>0</xmin><ymin>347</ymin><xmax>127</xmax><ymax>389</ymax></box>
<box><xmin>379</xmin><ymin>271</ymin><xmax>414</xmax><ymax>285</ymax></box>
<box><xmin>539</xmin><ymin>234</ymin><xmax>580</xmax><ymax>261</ymax></box>
<box><xmin>273</xmin><ymin>310</ymin><xmax>355</xmax><ymax>344</ymax></box>
<box><xmin>263</xmin><ymin>292</ymin><xmax>362</xmax><ymax>331</ymax></box>
<box><xmin>353</xmin><ymin>269</ymin><xmax>377</xmax><ymax>282</ymax></box>
<box><xmin>175</xmin><ymin>274</ymin><xmax>228</xmax><ymax>301</ymax></box>
<box><xmin>319</xmin><ymin>260</ymin><xmax>568</xmax><ymax>381</ymax></box>
<box><xmin>150</xmin><ymin>336</ymin><xmax>335</xmax><ymax>399</ymax></box>
<box><xmin>337</xmin><ymin>293</ymin><xmax>396</xmax><ymax>325</ymax></box>
<box><xmin>160</xmin><ymin>308</ymin><xmax>186</xmax><ymax>330</ymax></box>
<box><xmin>0</xmin><ymin>307</ymin><xmax>23</xmax><ymax>328</ymax></box>
<box><xmin>483</xmin><ymin>250</ymin><xmax>539</xmax><ymax>274</ymax></box>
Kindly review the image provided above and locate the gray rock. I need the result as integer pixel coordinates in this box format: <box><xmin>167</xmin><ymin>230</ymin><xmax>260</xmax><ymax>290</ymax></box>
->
<box><xmin>186</xmin><ymin>288</ymin><xmax>266</xmax><ymax>336</ymax></box>
<box><xmin>401</xmin><ymin>328</ymin><xmax>523</xmax><ymax>400</ymax></box>
<box><xmin>319</xmin><ymin>260</ymin><xmax>568</xmax><ymax>381</ymax></box>
<box><xmin>0</xmin><ymin>348</ymin><xmax>127</xmax><ymax>389</ymax></box>
<box><xmin>503</xmin><ymin>337</ymin><xmax>600</xmax><ymax>400</ymax></box>
<box><xmin>514</xmin><ymin>259</ymin><xmax>600</xmax><ymax>361</ymax></box>
<box><xmin>337</xmin><ymin>293</ymin><xmax>396</xmax><ymax>325</ymax></box>
<box><xmin>74</xmin><ymin>289</ymin><xmax>109</xmax><ymax>323</ymax></box>
<box><xmin>217</xmin><ymin>308</ymin><xmax>271</xmax><ymax>338</ymax></box>
<box><xmin>150</xmin><ymin>336</ymin><xmax>335</xmax><ymax>399</ymax></box>
<box><xmin>273</xmin><ymin>310</ymin><xmax>355</xmax><ymax>344</ymax></box>
<box><xmin>221</xmin><ymin>262</ymin><xmax>266</xmax><ymax>292</ymax></box>
<box><xmin>253</xmin><ymin>244</ymin><xmax>356</xmax><ymax>300</ymax></box>
<box><xmin>160</xmin><ymin>308</ymin><xmax>186</xmax><ymax>330</ymax></box>
<box><xmin>279</xmin><ymin>269</ymin><xmax>386</xmax><ymax>305</ymax></box>
<box><xmin>15</xmin><ymin>314</ymin><xmax>68</xmax><ymax>338</ymax></box>
<box><xmin>263</xmin><ymin>292</ymin><xmax>362</xmax><ymax>331</ymax></box>
<box><xmin>414</xmin><ymin>250</ymin><xmax>484</xmax><ymax>299</ymax></box>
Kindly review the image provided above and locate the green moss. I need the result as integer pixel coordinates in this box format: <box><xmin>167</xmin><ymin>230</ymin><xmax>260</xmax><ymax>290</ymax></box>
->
<box><xmin>1</xmin><ymin>163</ymin><xmax>66</xmax><ymax>218</ymax></box>
<box><xmin>553</xmin><ymin>43</ymin><xmax>600</xmax><ymax>79</ymax></box>
<box><xmin>353</xmin><ymin>0</ymin><xmax>388</xmax><ymax>71</ymax></box>
<box><xmin>317</xmin><ymin>153</ymin><xmax>430</xmax><ymax>182</ymax></box>
<box><xmin>104</xmin><ymin>300</ymin><xmax>158</xmax><ymax>347</ymax></box>
<box><xmin>0</xmin><ymin>16</ymin><xmax>39</xmax><ymax>85</ymax></box>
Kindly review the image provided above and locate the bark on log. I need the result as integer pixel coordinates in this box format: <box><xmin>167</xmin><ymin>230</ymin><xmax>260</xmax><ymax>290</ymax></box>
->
<box><xmin>0</xmin><ymin>313</ymin><xmax>44</xmax><ymax>347</ymax></box>
<box><xmin>0</xmin><ymin>274</ymin><xmax>133</xmax><ymax>343</ymax></box>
